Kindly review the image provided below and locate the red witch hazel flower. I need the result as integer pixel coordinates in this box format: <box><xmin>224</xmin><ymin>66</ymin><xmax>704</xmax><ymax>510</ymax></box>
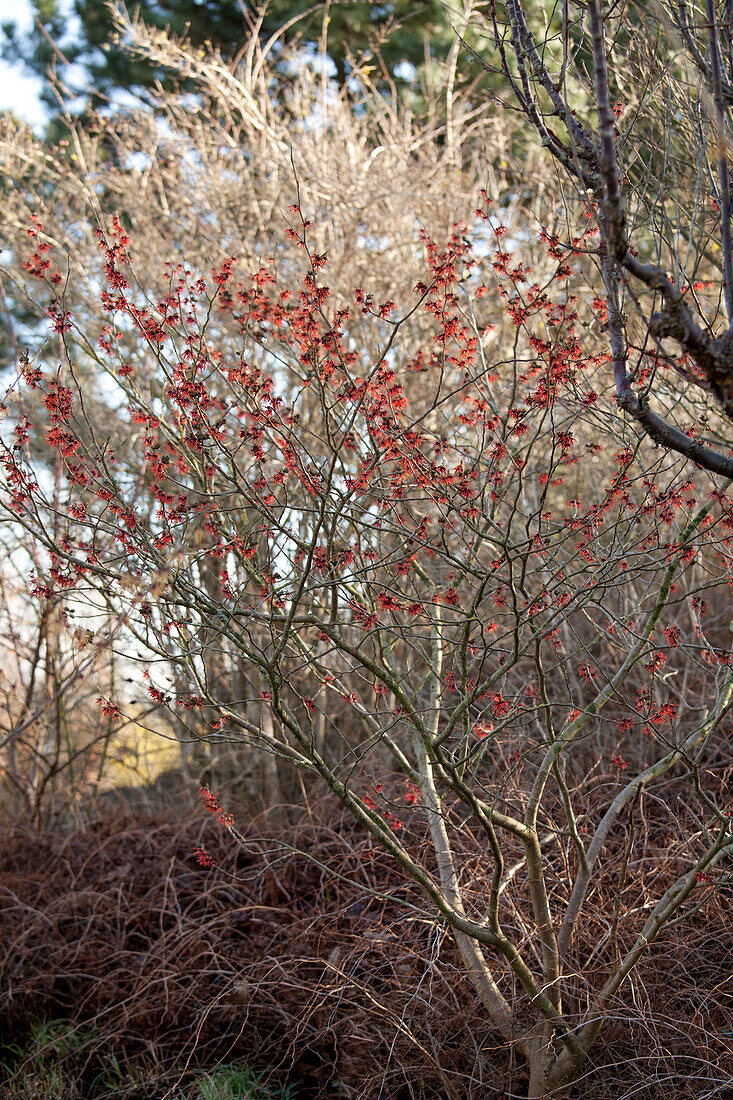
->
<box><xmin>193</xmin><ymin>846</ymin><xmax>215</xmax><ymax>868</ymax></box>
<box><xmin>405</xmin><ymin>782</ymin><xmax>421</xmax><ymax>805</ymax></box>
<box><xmin>199</xmin><ymin>786</ymin><xmax>235</xmax><ymax>828</ymax></box>
<box><xmin>97</xmin><ymin>697</ymin><xmax>121</xmax><ymax>720</ymax></box>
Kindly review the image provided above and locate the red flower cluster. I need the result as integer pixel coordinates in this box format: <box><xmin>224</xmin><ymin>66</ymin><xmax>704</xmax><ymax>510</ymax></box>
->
<box><xmin>97</xmin><ymin>697</ymin><xmax>121</xmax><ymax>720</ymax></box>
<box><xmin>193</xmin><ymin>846</ymin><xmax>215</xmax><ymax>868</ymax></box>
<box><xmin>199</xmin><ymin>787</ymin><xmax>234</xmax><ymax>828</ymax></box>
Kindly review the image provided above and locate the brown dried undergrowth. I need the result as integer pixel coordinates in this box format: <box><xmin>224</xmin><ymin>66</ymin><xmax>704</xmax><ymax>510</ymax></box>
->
<box><xmin>0</xmin><ymin>790</ymin><xmax>731</xmax><ymax>1099</ymax></box>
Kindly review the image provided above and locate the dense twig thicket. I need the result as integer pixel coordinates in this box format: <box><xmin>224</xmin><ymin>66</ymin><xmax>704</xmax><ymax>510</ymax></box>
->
<box><xmin>1</xmin><ymin>796</ymin><xmax>732</xmax><ymax>1098</ymax></box>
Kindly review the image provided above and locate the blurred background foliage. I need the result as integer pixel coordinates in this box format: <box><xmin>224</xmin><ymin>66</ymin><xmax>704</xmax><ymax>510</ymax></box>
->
<box><xmin>2</xmin><ymin>0</ymin><xmax>494</xmax><ymax>123</ymax></box>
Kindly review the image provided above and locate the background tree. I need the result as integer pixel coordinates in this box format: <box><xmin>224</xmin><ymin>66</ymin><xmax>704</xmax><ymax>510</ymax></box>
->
<box><xmin>2</xmin><ymin>0</ymin><xmax>472</xmax><ymax>119</ymax></box>
<box><xmin>482</xmin><ymin>0</ymin><xmax>733</xmax><ymax>477</ymax></box>
<box><xmin>0</xmin><ymin>520</ymin><xmax>127</xmax><ymax>821</ymax></box>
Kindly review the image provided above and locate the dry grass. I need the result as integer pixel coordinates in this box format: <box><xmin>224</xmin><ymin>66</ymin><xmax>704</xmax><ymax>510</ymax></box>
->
<box><xmin>0</xmin><ymin>787</ymin><xmax>731</xmax><ymax>1099</ymax></box>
